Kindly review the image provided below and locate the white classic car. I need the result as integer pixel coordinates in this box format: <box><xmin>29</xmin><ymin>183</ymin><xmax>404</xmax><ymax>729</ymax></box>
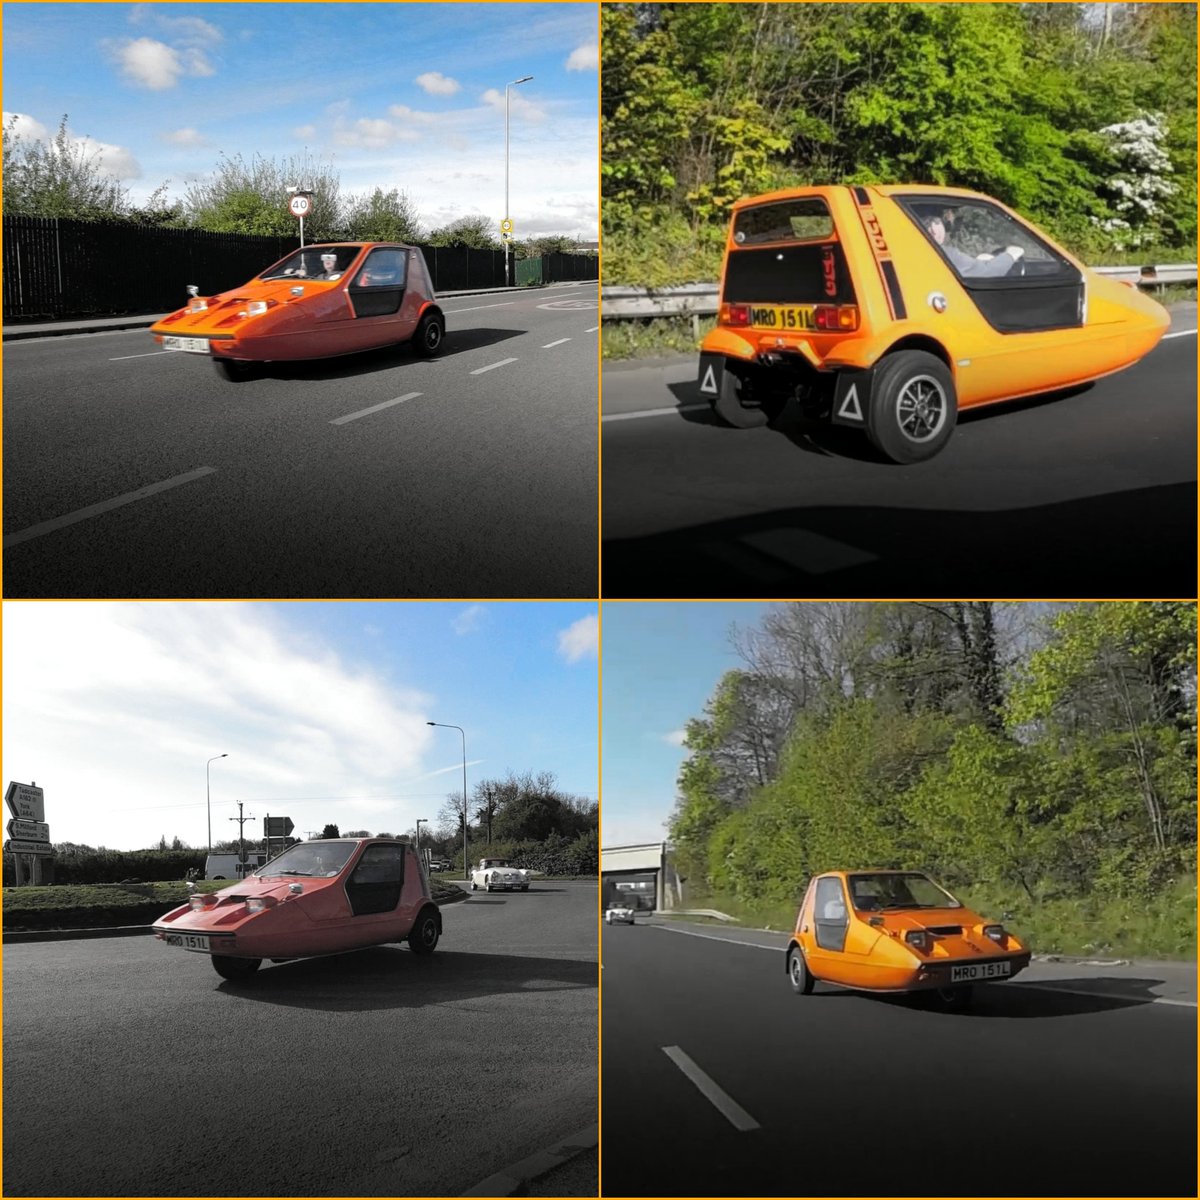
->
<box><xmin>605</xmin><ymin>902</ymin><xmax>636</xmax><ymax>925</ymax></box>
<box><xmin>470</xmin><ymin>856</ymin><xmax>530</xmax><ymax>892</ymax></box>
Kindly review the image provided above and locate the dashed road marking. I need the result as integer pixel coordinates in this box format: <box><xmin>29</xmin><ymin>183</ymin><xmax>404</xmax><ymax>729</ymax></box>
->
<box><xmin>1162</xmin><ymin>328</ymin><xmax>1197</xmax><ymax>340</ymax></box>
<box><xmin>471</xmin><ymin>357</ymin><xmax>518</xmax><ymax>375</ymax></box>
<box><xmin>586</xmin><ymin>326</ymin><xmax>599</xmax><ymax>333</ymax></box>
<box><xmin>542</xmin><ymin>338</ymin><xmax>571</xmax><ymax>348</ymax></box>
<box><xmin>330</xmin><ymin>392</ymin><xmax>422</xmax><ymax>425</ymax></box>
<box><xmin>109</xmin><ymin>351</ymin><xmax>174</xmax><ymax>361</ymax></box>
<box><xmin>603</xmin><ymin>404</ymin><xmax>711</xmax><ymax>422</ymax></box>
<box><xmin>4</xmin><ymin>467</ymin><xmax>217</xmax><ymax>549</ymax></box>
<box><xmin>442</xmin><ymin>301</ymin><xmax>515</xmax><ymax>315</ymax></box>
<box><xmin>662</xmin><ymin>1046</ymin><xmax>761</xmax><ymax>1132</ymax></box>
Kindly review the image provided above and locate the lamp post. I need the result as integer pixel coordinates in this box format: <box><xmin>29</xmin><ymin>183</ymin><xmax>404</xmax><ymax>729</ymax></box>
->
<box><xmin>415</xmin><ymin>818</ymin><xmax>427</xmax><ymax>852</ymax></box>
<box><xmin>504</xmin><ymin>74</ymin><xmax>533</xmax><ymax>288</ymax></box>
<box><xmin>427</xmin><ymin>722</ymin><xmax>467</xmax><ymax>878</ymax></box>
<box><xmin>206</xmin><ymin>754</ymin><xmax>227</xmax><ymax>855</ymax></box>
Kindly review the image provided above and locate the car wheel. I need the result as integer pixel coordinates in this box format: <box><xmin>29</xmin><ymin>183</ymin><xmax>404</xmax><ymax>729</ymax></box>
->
<box><xmin>408</xmin><ymin>907</ymin><xmax>440</xmax><ymax>955</ymax></box>
<box><xmin>788</xmin><ymin>946</ymin><xmax>815</xmax><ymax>995</ymax></box>
<box><xmin>865</xmin><ymin>350</ymin><xmax>957</xmax><ymax>463</ymax></box>
<box><xmin>211</xmin><ymin>955</ymin><xmax>261</xmax><ymax>981</ymax></box>
<box><xmin>412</xmin><ymin>311</ymin><xmax>445</xmax><ymax>357</ymax></box>
<box><xmin>713</xmin><ymin>362</ymin><xmax>774</xmax><ymax>429</ymax></box>
<box><xmin>212</xmin><ymin>357</ymin><xmax>255</xmax><ymax>383</ymax></box>
<box><xmin>934</xmin><ymin>984</ymin><xmax>973</xmax><ymax>1010</ymax></box>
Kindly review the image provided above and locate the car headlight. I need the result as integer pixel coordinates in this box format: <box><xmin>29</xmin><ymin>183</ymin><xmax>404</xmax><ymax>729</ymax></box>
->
<box><xmin>188</xmin><ymin>298</ymin><xmax>208</xmax><ymax>312</ymax></box>
<box><xmin>189</xmin><ymin>894</ymin><xmax>219</xmax><ymax>911</ymax></box>
<box><xmin>905</xmin><ymin>929</ymin><xmax>931</xmax><ymax>954</ymax></box>
<box><xmin>245</xmin><ymin>896</ymin><xmax>279</xmax><ymax>913</ymax></box>
<box><xmin>246</xmin><ymin>300</ymin><xmax>272</xmax><ymax>317</ymax></box>
<box><xmin>983</xmin><ymin>924</ymin><xmax>1007</xmax><ymax>944</ymax></box>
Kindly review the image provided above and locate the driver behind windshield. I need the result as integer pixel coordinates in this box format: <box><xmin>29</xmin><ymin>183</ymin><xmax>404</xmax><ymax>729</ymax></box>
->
<box><xmin>923</xmin><ymin>210</ymin><xmax>1023</xmax><ymax>279</ymax></box>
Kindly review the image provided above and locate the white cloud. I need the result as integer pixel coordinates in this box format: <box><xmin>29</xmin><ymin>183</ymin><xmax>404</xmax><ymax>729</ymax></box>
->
<box><xmin>566</xmin><ymin>42</ymin><xmax>599</xmax><ymax>72</ymax></box>
<box><xmin>130</xmin><ymin>5</ymin><xmax>223</xmax><ymax>47</ymax></box>
<box><xmin>114</xmin><ymin>37</ymin><xmax>214</xmax><ymax>89</ymax></box>
<box><xmin>334</xmin><ymin>116</ymin><xmax>422</xmax><ymax>149</ymax></box>
<box><xmin>480</xmin><ymin>87</ymin><xmax>546</xmax><ymax>122</ymax></box>
<box><xmin>163</xmin><ymin>127</ymin><xmax>207</xmax><ymax>147</ymax></box>
<box><xmin>415</xmin><ymin>71</ymin><xmax>460</xmax><ymax>97</ymax></box>
<box><xmin>3</xmin><ymin>112</ymin><xmax>49</xmax><ymax>142</ymax></box>
<box><xmin>386</xmin><ymin>104</ymin><xmax>440</xmax><ymax>126</ymax></box>
<box><xmin>453</xmin><ymin>605</ymin><xmax>488</xmax><ymax>636</ymax></box>
<box><xmin>662</xmin><ymin>730</ymin><xmax>688</xmax><ymax>748</ymax></box>
<box><xmin>293</xmin><ymin>124</ymin><xmax>317</xmax><ymax>140</ymax></box>
<box><xmin>558</xmin><ymin>615</ymin><xmax>598</xmax><ymax>664</ymax></box>
<box><xmin>76</xmin><ymin>136</ymin><xmax>142</xmax><ymax>181</ymax></box>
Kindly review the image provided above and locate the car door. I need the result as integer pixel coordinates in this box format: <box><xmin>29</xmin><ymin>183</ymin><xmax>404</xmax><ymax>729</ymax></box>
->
<box><xmin>345</xmin><ymin>247</ymin><xmax>419</xmax><ymax>349</ymax></box>
<box><xmin>342</xmin><ymin>843</ymin><xmax>408</xmax><ymax>944</ymax></box>
<box><xmin>805</xmin><ymin>875</ymin><xmax>851</xmax><ymax>980</ymax></box>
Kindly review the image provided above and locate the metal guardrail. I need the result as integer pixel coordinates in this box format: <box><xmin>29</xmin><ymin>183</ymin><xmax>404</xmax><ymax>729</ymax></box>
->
<box><xmin>601</xmin><ymin>265</ymin><xmax>1197</xmax><ymax>320</ymax></box>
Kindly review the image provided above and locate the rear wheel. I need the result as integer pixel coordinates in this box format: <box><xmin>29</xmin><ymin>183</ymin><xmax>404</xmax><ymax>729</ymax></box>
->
<box><xmin>412</xmin><ymin>311</ymin><xmax>444</xmax><ymax>357</ymax></box>
<box><xmin>788</xmin><ymin>946</ymin><xmax>815</xmax><ymax>995</ymax></box>
<box><xmin>865</xmin><ymin>350</ymin><xmax>957</xmax><ymax>463</ymax></box>
<box><xmin>211</xmin><ymin>955</ymin><xmax>261</xmax><ymax>981</ymax></box>
<box><xmin>408</xmin><ymin>907</ymin><xmax>440</xmax><ymax>955</ymax></box>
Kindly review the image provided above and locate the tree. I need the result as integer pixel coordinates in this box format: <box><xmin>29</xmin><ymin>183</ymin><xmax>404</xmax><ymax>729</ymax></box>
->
<box><xmin>184</xmin><ymin>152</ymin><xmax>341</xmax><ymax>240</ymax></box>
<box><xmin>343</xmin><ymin>187</ymin><xmax>421</xmax><ymax>242</ymax></box>
<box><xmin>320</xmin><ymin>823</ymin><xmax>341</xmax><ymax>840</ymax></box>
<box><xmin>2</xmin><ymin>114</ymin><xmax>131</xmax><ymax>219</ymax></box>
<box><xmin>342</xmin><ymin>829</ymin><xmax>372</xmax><ymax>838</ymax></box>
<box><xmin>425</xmin><ymin>214</ymin><xmax>499</xmax><ymax>249</ymax></box>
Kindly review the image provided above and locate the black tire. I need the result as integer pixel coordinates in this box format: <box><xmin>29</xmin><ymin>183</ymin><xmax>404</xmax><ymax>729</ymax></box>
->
<box><xmin>865</xmin><ymin>350</ymin><xmax>957</xmax><ymax>463</ymax></box>
<box><xmin>934</xmin><ymin>984</ymin><xmax>973</xmax><ymax>1010</ymax></box>
<box><xmin>211</xmin><ymin>955</ymin><xmax>261</xmax><ymax>981</ymax></box>
<box><xmin>212</xmin><ymin>357</ymin><xmax>255</xmax><ymax>382</ymax></box>
<box><xmin>713</xmin><ymin>363</ymin><xmax>772</xmax><ymax>429</ymax></box>
<box><xmin>408</xmin><ymin>907</ymin><xmax>440</xmax><ymax>955</ymax></box>
<box><xmin>412</xmin><ymin>311</ymin><xmax>445</xmax><ymax>357</ymax></box>
<box><xmin>787</xmin><ymin>946</ymin><xmax>815</xmax><ymax>995</ymax></box>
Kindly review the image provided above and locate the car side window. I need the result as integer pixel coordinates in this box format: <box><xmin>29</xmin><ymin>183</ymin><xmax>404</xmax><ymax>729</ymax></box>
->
<box><xmin>815</xmin><ymin>877</ymin><xmax>847</xmax><ymax>922</ymax></box>
<box><xmin>352</xmin><ymin>248</ymin><xmax>408</xmax><ymax>289</ymax></box>
<box><xmin>351</xmin><ymin>845</ymin><xmax>405</xmax><ymax>884</ymax></box>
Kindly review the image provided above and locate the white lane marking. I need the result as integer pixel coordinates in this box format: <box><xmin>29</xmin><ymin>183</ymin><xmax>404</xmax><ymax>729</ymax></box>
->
<box><xmin>470</xmin><ymin>357</ymin><xmax>518</xmax><ymax>375</ymax></box>
<box><xmin>330</xmin><ymin>392</ymin><xmax>422</xmax><ymax>426</ymax></box>
<box><xmin>441</xmin><ymin>301</ymin><xmax>515</xmax><ymax>315</ymax></box>
<box><xmin>542</xmin><ymin>338</ymin><xmax>571</xmax><ymax>348</ymax></box>
<box><xmin>1013</xmin><ymin>982</ymin><xmax>1197</xmax><ymax>1009</ymax></box>
<box><xmin>1162</xmin><ymin>328</ymin><xmax>1197</xmax><ymax>340</ymax></box>
<box><xmin>649</xmin><ymin>924</ymin><xmax>780</xmax><ymax>952</ymax></box>
<box><xmin>662</xmin><ymin>1046</ymin><xmax>761</xmax><ymax>1132</ymax></box>
<box><xmin>3</xmin><ymin>467</ymin><xmax>217</xmax><ymax>549</ymax></box>
<box><xmin>603</xmin><ymin>404</ymin><xmax>711</xmax><ymax>422</ymax></box>
<box><xmin>109</xmin><ymin>350</ymin><xmax>174</xmax><ymax>361</ymax></box>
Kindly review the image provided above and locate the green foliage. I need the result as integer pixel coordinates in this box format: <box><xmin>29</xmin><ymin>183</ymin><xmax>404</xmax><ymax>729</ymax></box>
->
<box><xmin>343</xmin><ymin>187</ymin><xmax>421</xmax><ymax>243</ymax></box>
<box><xmin>601</xmin><ymin>314</ymin><xmax>717</xmax><ymax>361</ymax></box>
<box><xmin>320</xmin><ymin>824</ymin><xmax>341</xmax><ymax>840</ymax></box>
<box><xmin>425</xmin><ymin>214</ymin><xmax>500</xmax><ymax>249</ymax></box>
<box><xmin>2</xmin><ymin>848</ymin><xmax>203</xmax><ymax>887</ymax></box>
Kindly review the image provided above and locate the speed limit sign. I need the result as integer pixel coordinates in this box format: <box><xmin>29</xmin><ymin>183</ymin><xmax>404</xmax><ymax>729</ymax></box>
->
<box><xmin>289</xmin><ymin>194</ymin><xmax>311</xmax><ymax>218</ymax></box>
<box><xmin>500</xmin><ymin>218</ymin><xmax>513</xmax><ymax>234</ymax></box>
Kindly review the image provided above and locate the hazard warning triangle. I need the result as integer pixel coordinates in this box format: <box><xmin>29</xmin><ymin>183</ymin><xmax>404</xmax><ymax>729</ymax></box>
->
<box><xmin>699</xmin><ymin>364</ymin><xmax>718</xmax><ymax>394</ymax></box>
<box><xmin>836</xmin><ymin>384</ymin><xmax>863</xmax><ymax>421</ymax></box>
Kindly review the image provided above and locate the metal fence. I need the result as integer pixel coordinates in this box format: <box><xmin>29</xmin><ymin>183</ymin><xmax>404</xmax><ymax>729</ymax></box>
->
<box><xmin>1</xmin><ymin>216</ymin><xmax>598</xmax><ymax>320</ymax></box>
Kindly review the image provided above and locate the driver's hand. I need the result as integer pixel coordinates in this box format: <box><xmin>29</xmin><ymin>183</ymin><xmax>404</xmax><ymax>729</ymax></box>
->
<box><xmin>977</xmin><ymin>253</ymin><xmax>995</xmax><ymax>261</ymax></box>
<box><xmin>1006</xmin><ymin>245</ymin><xmax>1024</xmax><ymax>260</ymax></box>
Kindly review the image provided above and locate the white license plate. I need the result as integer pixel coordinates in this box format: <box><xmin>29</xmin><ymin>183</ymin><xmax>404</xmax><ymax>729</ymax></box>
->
<box><xmin>162</xmin><ymin>336</ymin><xmax>210</xmax><ymax>354</ymax></box>
<box><xmin>951</xmin><ymin>961</ymin><xmax>1011</xmax><ymax>982</ymax></box>
<box><xmin>165</xmin><ymin>933</ymin><xmax>210</xmax><ymax>952</ymax></box>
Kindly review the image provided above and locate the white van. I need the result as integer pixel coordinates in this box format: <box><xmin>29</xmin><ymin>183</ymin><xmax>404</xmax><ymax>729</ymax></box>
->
<box><xmin>205</xmin><ymin>853</ymin><xmax>267</xmax><ymax>880</ymax></box>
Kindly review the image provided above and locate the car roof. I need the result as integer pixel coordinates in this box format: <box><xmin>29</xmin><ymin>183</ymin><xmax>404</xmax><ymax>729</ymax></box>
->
<box><xmin>729</xmin><ymin>183</ymin><xmax>989</xmax><ymax>213</ymax></box>
<box><xmin>304</xmin><ymin>241</ymin><xmax>414</xmax><ymax>250</ymax></box>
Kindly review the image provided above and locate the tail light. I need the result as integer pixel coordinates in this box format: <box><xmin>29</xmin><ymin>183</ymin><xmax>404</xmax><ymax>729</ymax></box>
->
<box><xmin>720</xmin><ymin>303</ymin><xmax>751</xmax><ymax>328</ymax></box>
<box><xmin>983</xmin><ymin>924</ymin><xmax>1007</xmax><ymax>944</ymax></box>
<box><xmin>813</xmin><ymin>305</ymin><xmax>859</xmax><ymax>331</ymax></box>
<box><xmin>189</xmin><ymin>894</ymin><xmax>219</xmax><ymax>911</ymax></box>
<box><xmin>905</xmin><ymin>929</ymin><xmax>931</xmax><ymax>954</ymax></box>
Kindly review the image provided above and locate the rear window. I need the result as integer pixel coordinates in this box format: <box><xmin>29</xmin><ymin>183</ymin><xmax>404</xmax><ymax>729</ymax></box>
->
<box><xmin>733</xmin><ymin>198</ymin><xmax>834</xmax><ymax>246</ymax></box>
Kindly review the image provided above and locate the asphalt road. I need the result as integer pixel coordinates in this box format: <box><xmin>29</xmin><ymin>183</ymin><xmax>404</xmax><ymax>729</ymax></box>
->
<box><xmin>2</xmin><ymin>881</ymin><xmax>597</xmax><ymax>1197</ymax></box>
<box><xmin>600</xmin><ymin>920</ymin><xmax>1197</xmax><ymax>1198</ymax></box>
<box><xmin>2</xmin><ymin>285</ymin><xmax>598</xmax><ymax>598</ymax></box>
<box><xmin>601</xmin><ymin>310</ymin><xmax>1197</xmax><ymax>597</ymax></box>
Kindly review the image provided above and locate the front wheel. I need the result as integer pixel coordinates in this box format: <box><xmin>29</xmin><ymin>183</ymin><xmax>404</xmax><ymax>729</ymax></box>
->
<box><xmin>412</xmin><ymin>311</ymin><xmax>445</xmax><ymax>357</ymax></box>
<box><xmin>212</xmin><ymin>357</ymin><xmax>256</xmax><ymax>383</ymax></box>
<box><xmin>933</xmin><ymin>984</ymin><xmax>973</xmax><ymax>1010</ymax></box>
<box><xmin>211</xmin><ymin>955</ymin><xmax>261</xmax><ymax>981</ymax></box>
<box><xmin>865</xmin><ymin>350</ymin><xmax>957</xmax><ymax>464</ymax></box>
<box><xmin>408</xmin><ymin>907</ymin><xmax>440</xmax><ymax>955</ymax></box>
<box><xmin>788</xmin><ymin>946</ymin><xmax>815</xmax><ymax>995</ymax></box>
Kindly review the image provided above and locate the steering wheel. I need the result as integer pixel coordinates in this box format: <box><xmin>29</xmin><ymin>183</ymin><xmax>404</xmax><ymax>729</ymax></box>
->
<box><xmin>988</xmin><ymin>246</ymin><xmax>1027</xmax><ymax>277</ymax></box>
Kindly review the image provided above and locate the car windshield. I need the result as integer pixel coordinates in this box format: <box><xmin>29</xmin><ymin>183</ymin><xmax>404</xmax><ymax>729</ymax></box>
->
<box><xmin>259</xmin><ymin>246</ymin><xmax>362</xmax><ymax>282</ymax></box>
<box><xmin>255</xmin><ymin>841</ymin><xmax>357</xmax><ymax>878</ymax></box>
<box><xmin>848</xmin><ymin>872</ymin><xmax>961</xmax><ymax>911</ymax></box>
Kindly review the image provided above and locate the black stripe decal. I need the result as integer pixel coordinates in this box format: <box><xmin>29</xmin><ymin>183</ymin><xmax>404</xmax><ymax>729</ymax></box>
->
<box><xmin>880</xmin><ymin>259</ymin><xmax>907</xmax><ymax>320</ymax></box>
<box><xmin>853</xmin><ymin>186</ymin><xmax>870</xmax><ymax>205</ymax></box>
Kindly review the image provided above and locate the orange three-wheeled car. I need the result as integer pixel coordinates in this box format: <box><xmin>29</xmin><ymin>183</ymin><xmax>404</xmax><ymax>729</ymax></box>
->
<box><xmin>150</xmin><ymin>242</ymin><xmax>445</xmax><ymax>381</ymax></box>
<box><xmin>699</xmin><ymin>185</ymin><xmax>1169</xmax><ymax>462</ymax></box>
<box><xmin>785</xmin><ymin>870</ymin><xmax>1031</xmax><ymax>1008</ymax></box>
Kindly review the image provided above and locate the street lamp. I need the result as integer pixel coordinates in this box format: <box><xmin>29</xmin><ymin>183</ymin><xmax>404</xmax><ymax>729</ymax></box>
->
<box><xmin>206</xmin><ymin>754</ymin><xmax>227</xmax><ymax>855</ymax></box>
<box><xmin>504</xmin><ymin>74</ymin><xmax>533</xmax><ymax>288</ymax></box>
<box><xmin>427</xmin><ymin>722</ymin><xmax>467</xmax><ymax>877</ymax></box>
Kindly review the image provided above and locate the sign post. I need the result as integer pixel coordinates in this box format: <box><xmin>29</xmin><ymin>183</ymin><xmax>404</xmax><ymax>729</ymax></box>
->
<box><xmin>263</xmin><ymin>814</ymin><xmax>294</xmax><ymax>863</ymax></box>
<box><xmin>289</xmin><ymin>192</ymin><xmax>313</xmax><ymax>247</ymax></box>
<box><xmin>5</xmin><ymin>782</ymin><xmax>50</xmax><ymax>886</ymax></box>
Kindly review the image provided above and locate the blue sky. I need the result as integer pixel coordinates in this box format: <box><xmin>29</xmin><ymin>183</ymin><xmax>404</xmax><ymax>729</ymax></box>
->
<box><xmin>2</xmin><ymin>601</ymin><xmax>598</xmax><ymax>851</ymax></box>
<box><xmin>601</xmin><ymin>602</ymin><xmax>772</xmax><ymax>849</ymax></box>
<box><xmin>2</xmin><ymin>2</ymin><xmax>598</xmax><ymax>239</ymax></box>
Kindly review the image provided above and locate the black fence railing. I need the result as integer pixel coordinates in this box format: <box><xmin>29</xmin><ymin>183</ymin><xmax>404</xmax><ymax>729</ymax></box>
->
<box><xmin>1</xmin><ymin>216</ymin><xmax>598</xmax><ymax>321</ymax></box>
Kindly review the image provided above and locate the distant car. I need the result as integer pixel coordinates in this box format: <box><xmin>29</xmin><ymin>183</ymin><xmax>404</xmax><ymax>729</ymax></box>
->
<box><xmin>427</xmin><ymin>858</ymin><xmax>452</xmax><ymax>872</ymax></box>
<box><xmin>470</xmin><ymin>856</ymin><xmax>530</xmax><ymax>892</ymax></box>
<box><xmin>150</xmin><ymin>242</ymin><xmax>445</xmax><ymax>381</ymax></box>
<box><xmin>605</xmin><ymin>902</ymin><xmax>636</xmax><ymax>925</ymax></box>
<box><xmin>784</xmin><ymin>869</ymin><xmax>1030</xmax><ymax>1008</ymax></box>
<box><xmin>699</xmin><ymin>184</ymin><xmax>1169</xmax><ymax>462</ymax></box>
<box><xmin>152</xmin><ymin>838</ymin><xmax>441</xmax><ymax>981</ymax></box>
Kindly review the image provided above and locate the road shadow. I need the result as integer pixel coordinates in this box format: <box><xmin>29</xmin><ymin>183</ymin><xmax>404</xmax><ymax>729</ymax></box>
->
<box><xmin>218</xmin><ymin>947</ymin><xmax>596</xmax><ymax>1012</ymax></box>
<box><xmin>603</xmin><ymin>482</ymin><xmax>1197</xmax><ymax>597</ymax></box>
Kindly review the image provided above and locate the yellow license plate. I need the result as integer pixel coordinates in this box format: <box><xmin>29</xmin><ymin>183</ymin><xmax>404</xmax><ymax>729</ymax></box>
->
<box><xmin>749</xmin><ymin>305</ymin><xmax>817</xmax><ymax>331</ymax></box>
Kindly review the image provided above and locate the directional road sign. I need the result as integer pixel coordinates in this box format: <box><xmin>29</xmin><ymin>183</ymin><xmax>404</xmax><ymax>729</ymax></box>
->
<box><xmin>5</xmin><ymin>840</ymin><xmax>53</xmax><ymax>856</ymax></box>
<box><xmin>5</xmin><ymin>782</ymin><xmax>45</xmax><ymax>823</ymax></box>
<box><xmin>264</xmin><ymin>816</ymin><xmax>294</xmax><ymax>837</ymax></box>
<box><xmin>7</xmin><ymin>819</ymin><xmax>50</xmax><ymax>842</ymax></box>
